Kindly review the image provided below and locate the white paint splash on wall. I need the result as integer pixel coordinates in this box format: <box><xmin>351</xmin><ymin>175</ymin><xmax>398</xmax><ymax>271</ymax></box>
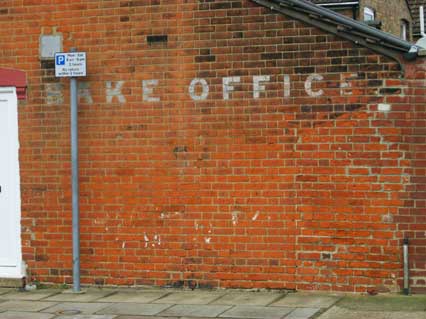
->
<box><xmin>154</xmin><ymin>234</ymin><xmax>161</xmax><ymax>246</ymax></box>
<box><xmin>144</xmin><ymin>233</ymin><xmax>149</xmax><ymax>248</ymax></box>
<box><xmin>232</xmin><ymin>211</ymin><xmax>241</xmax><ymax>226</ymax></box>
<box><xmin>160</xmin><ymin>211</ymin><xmax>183</xmax><ymax>219</ymax></box>
<box><xmin>144</xmin><ymin>233</ymin><xmax>161</xmax><ymax>248</ymax></box>
<box><xmin>252</xmin><ymin>211</ymin><xmax>260</xmax><ymax>221</ymax></box>
<box><xmin>378</xmin><ymin>103</ymin><xmax>391</xmax><ymax>112</ymax></box>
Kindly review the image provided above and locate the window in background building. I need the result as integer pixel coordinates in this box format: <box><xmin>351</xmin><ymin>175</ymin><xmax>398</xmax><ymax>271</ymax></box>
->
<box><xmin>363</xmin><ymin>7</ymin><xmax>375</xmax><ymax>21</ymax></box>
<box><xmin>400</xmin><ymin>19</ymin><xmax>409</xmax><ymax>40</ymax></box>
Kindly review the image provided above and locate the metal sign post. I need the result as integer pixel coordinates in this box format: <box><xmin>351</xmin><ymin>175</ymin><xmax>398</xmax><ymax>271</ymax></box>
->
<box><xmin>70</xmin><ymin>63</ymin><xmax>80</xmax><ymax>293</ymax></box>
<box><xmin>55</xmin><ymin>48</ymin><xmax>87</xmax><ymax>293</ymax></box>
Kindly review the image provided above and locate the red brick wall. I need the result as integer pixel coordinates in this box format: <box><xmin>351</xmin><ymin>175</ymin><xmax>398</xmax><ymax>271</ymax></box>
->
<box><xmin>402</xmin><ymin>62</ymin><xmax>426</xmax><ymax>294</ymax></box>
<box><xmin>0</xmin><ymin>0</ymin><xmax>425</xmax><ymax>293</ymax></box>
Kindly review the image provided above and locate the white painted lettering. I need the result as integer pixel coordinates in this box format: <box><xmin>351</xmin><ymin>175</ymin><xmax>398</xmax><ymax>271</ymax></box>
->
<box><xmin>106</xmin><ymin>81</ymin><xmax>126</xmax><ymax>104</ymax></box>
<box><xmin>253</xmin><ymin>75</ymin><xmax>270</xmax><ymax>99</ymax></box>
<box><xmin>189</xmin><ymin>78</ymin><xmax>209</xmax><ymax>101</ymax></box>
<box><xmin>340</xmin><ymin>73</ymin><xmax>357</xmax><ymax>96</ymax></box>
<box><xmin>305</xmin><ymin>74</ymin><xmax>324</xmax><ymax>97</ymax></box>
<box><xmin>284</xmin><ymin>74</ymin><xmax>290</xmax><ymax>98</ymax></box>
<box><xmin>143</xmin><ymin>79</ymin><xmax>160</xmax><ymax>102</ymax></box>
<box><xmin>78</xmin><ymin>81</ymin><xmax>93</xmax><ymax>104</ymax></box>
<box><xmin>223</xmin><ymin>76</ymin><xmax>241</xmax><ymax>100</ymax></box>
<box><xmin>45</xmin><ymin>83</ymin><xmax>64</xmax><ymax>105</ymax></box>
<box><xmin>58</xmin><ymin>73</ymin><xmax>340</xmax><ymax>106</ymax></box>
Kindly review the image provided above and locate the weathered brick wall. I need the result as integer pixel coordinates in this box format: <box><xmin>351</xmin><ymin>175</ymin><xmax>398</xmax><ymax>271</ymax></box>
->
<box><xmin>360</xmin><ymin>0</ymin><xmax>412</xmax><ymax>40</ymax></box>
<box><xmin>402</xmin><ymin>61</ymin><xmax>426</xmax><ymax>293</ymax></box>
<box><xmin>0</xmin><ymin>0</ymin><xmax>425</xmax><ymax>293</ymax></box>
<box><xmin>324</xmin><ymin>7</ymin><xmax>356</xmax><ymax>19</ymax></box>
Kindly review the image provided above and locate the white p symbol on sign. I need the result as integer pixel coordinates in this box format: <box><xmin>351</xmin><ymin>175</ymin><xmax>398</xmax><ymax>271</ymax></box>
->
<box><xmin>56</xmin><ymin>55</ymin><xmax>65</xmax><ymax>66</ymax></box>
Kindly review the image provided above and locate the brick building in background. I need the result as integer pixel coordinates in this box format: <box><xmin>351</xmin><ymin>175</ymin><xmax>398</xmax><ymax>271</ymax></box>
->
<box><xmin>312</xmin><ymin>0</ymin><xmax>413</xmax><ymax>40</ymax></box>
<box><xmin>408</xmin><ymin>0</ymin><xmax>426</xmax><ymax>40</ymax></box>
<box><xmin>0</xmin><ymin>0</ymin><xmax>425</xmax><ymax>293</ymax></box>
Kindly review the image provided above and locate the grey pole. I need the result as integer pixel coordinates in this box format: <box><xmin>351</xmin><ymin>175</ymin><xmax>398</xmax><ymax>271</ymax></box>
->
<box><xmin>403</xmin><ymin>238</ymin><xmax>409</xmax><ymax>295</ymax></box>
<box><xmin>70</xmin><ymin>47</ymin><xmax>81</xmax><ymax>293</ymax></box>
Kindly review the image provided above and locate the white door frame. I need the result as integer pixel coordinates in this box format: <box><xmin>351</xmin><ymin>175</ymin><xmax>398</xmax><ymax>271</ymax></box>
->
<box><xmin>0</xmin><ymin>87</ymin><xmax>24</xmax><ymax>278</ymax></box>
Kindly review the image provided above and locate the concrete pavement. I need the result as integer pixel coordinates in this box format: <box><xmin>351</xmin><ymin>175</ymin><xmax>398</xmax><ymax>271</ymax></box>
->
<box><xmin>0</xmin><ymin>287</ymin><xmax>424</xmax><ymax>319</ymax></box>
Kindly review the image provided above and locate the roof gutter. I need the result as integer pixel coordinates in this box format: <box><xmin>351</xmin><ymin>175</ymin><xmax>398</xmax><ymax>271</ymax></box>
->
<box><xmin>318</xmin><ymin>2</ymin><xmax>358</xmax><ymax>7</ymax></box>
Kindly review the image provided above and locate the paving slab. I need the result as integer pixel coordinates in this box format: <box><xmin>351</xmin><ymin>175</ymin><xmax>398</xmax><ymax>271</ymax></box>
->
<box><xmin>55</xmin><ymin>315</ymin><xmax>117</xmax><ymax>319</ymax></box>
<box><xmin>41</xmin><ymin>302</ymin><xmax>110</xmax><ymax>315</ymax></box>
<box><xmin>44</xmin><ymin>290</ymin><xmax>113</xmax><ymax>302</ymax></box>
<box><xmin>337</xmin><ymin>295</ymin><xmax>426</xmax><ymax>312</ymax></box>
<box><xmin>271</xmin><ymin>293</ymin><xmax>341</xmax><ymax>308</ymax></box>
<box><xmin>385</xmin><ymin>314</ymin><xmax>426</xmax><ymax>319</ymax></box>
<box><xmin>153</xmin><ymin>291</ymin><xmax>226</xmax><ymax>305</ymax></box>
<box><xmin>97</xmin><ymin>291</ymin><xmax>169</xmax><ymax>303</ymax></box>
<box><xmin>159</xmin><ymin>304</ymin><xmax>232</xmax><ymax>317</ymax></box>
<box><xmin>219</xmin><ymin>305</ymin><xmax>293</xmax><ymax>319</ymax></box>
<box><xmin>212</xmin><ymin>292</ymin><xmax>285</xmax><ymax>306</ymax></box>
<box><xmin>97</xmin><ymin>303</ymin><xmax>172</xmax><ymax>316</ymax></box>
<box><xmin>3</xmin><ymin>290</ymin><xmax>61</xmax><ymax>301</ymax></box>
<box><xmin>285</xmin><ymin>308</ymin><xmax>320</xmax><ymax>319</ymax></box>
<box><xmin>0</xmin><ymin>312</ymin><xmax>55</xmax><ymax>319</ymax></box>
<box><xmin>0</xmin><ymin>300</ymin><xmax>58</xmax><ymax>312</ymax></box>
<box><xmin>0</xmin><ymin>289</ymin><xmax>14</xmax><ymax>295</ymax></box>
<box><xmin>317</xmin><ymin>306</ymin><xmax>426</xmax><ymax>319</ymax></box>
<box><xmin>115</xmin><ymin>316</ymin><xmax>177</xmax><ymax>319</ymax></box>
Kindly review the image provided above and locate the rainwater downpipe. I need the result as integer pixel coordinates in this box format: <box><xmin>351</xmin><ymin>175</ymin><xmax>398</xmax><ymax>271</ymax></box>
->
<box><xmin>420</xmin><ymin>6</ymin><xmax>426</xmax><ymax>37</ymax></box>
<box><xmin>403</xmin><ymin>238</ymin><xmax>409</xmax><ymax>295</ymax></box>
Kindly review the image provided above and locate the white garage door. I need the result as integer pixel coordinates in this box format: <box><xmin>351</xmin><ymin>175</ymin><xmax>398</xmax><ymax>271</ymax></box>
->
<box><xmin>0</xmin><ymin>87</ymin><xmax>23</xmax><ymax>278</ymax></box>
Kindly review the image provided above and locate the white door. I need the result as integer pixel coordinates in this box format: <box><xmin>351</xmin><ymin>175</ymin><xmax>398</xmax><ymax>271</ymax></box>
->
<box><xmin>0</xmin><ymin>87</ymin><xmax>23</xmax><ymax>278</ymax></box>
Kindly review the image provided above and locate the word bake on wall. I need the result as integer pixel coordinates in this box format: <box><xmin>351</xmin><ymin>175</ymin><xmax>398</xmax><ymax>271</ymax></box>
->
<box><xmin>47</xmin><ymin>73</ymin><xmax>357</xmax><ymax>105</ymax></box>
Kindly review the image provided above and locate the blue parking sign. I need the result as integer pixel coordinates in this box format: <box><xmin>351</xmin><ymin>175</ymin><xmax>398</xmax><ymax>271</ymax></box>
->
<box><xmin>56</xmin><ymin>54</ymin><xmax>66</xmax><ymax>65</ymax></box>
<box><xmin>55</xmin><ymin>52</ymin><xmax>86</xmax><ymax>77</ymax></box>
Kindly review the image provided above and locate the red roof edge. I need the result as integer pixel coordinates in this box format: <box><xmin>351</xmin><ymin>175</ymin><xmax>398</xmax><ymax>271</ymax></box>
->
<box><xmin>0</xmin><ymin>68</ymin><xmax>27</xmax><ymax>100</ymax></box>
